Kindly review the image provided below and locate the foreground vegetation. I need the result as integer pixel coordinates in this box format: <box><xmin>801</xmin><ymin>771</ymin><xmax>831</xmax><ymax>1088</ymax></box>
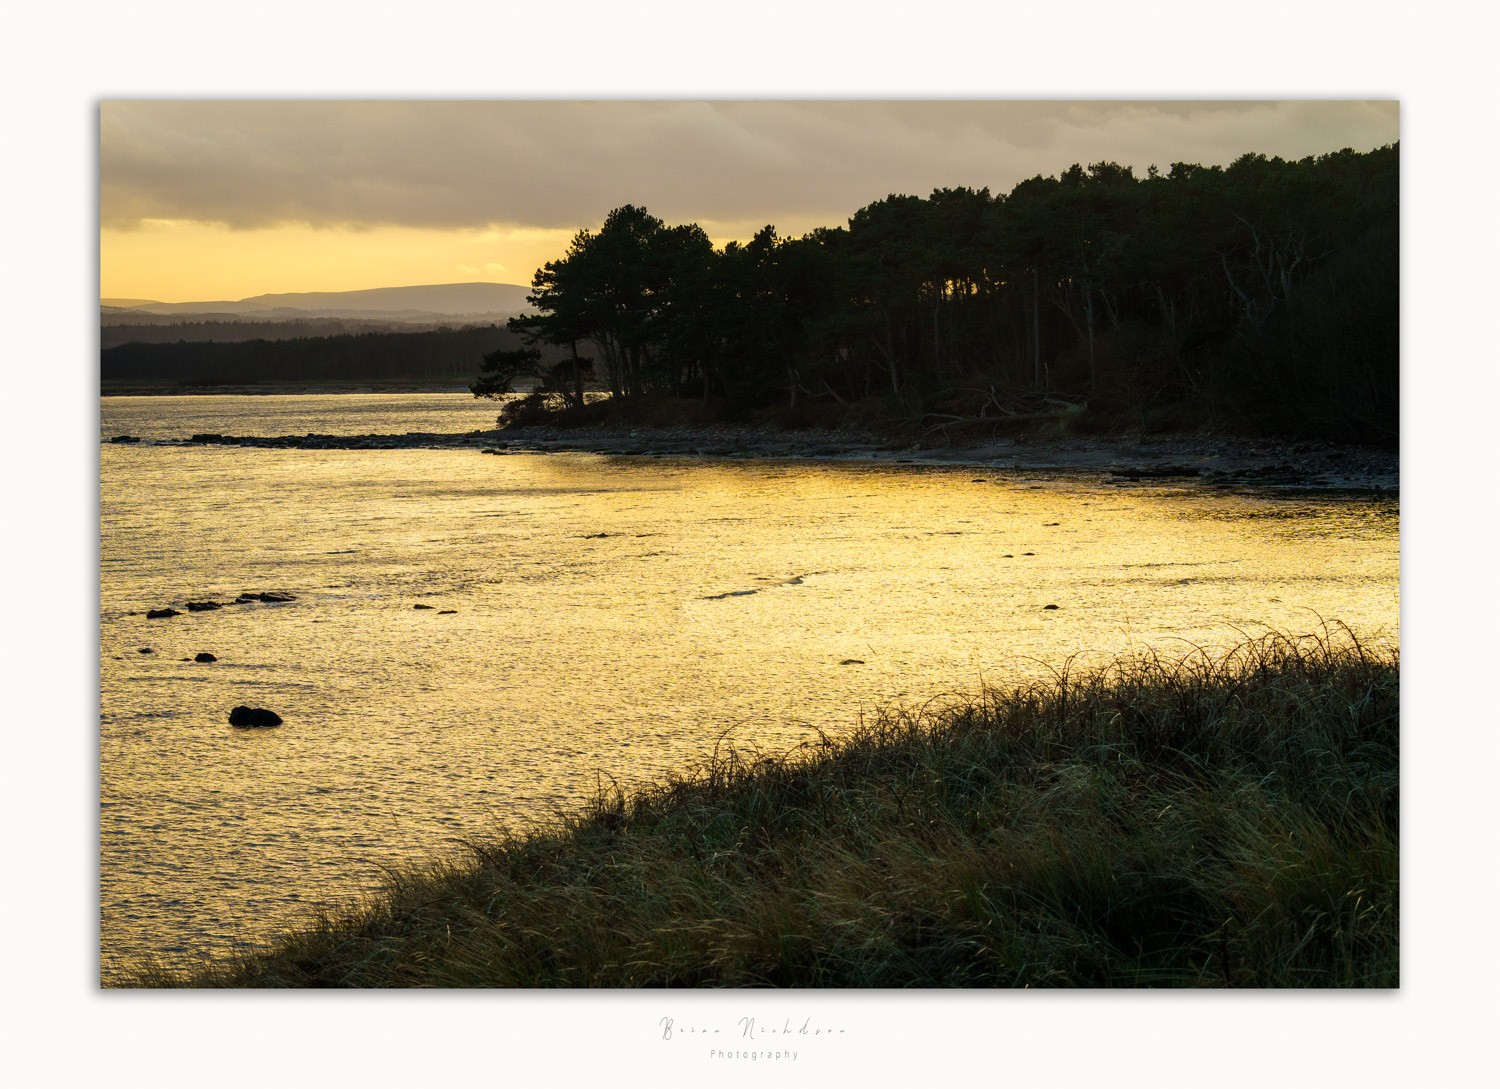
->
<box><xmin>128</xmin><ymin>630</ymin><xmax>1398</xmax><ymax>987</ymax></box>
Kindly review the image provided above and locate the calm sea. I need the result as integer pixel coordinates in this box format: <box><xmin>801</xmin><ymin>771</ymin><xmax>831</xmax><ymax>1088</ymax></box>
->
<box><xmin>99</xmin><ymin>394</ymin><xmax>1400</xmax><ymax>980</ymax></box>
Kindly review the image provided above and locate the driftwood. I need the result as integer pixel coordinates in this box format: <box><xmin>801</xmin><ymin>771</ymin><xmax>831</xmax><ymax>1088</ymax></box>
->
<box><xmin>922</xmin><ymin>408</ymin><xmax>1081</xmax><ymax>437</ymax></box>
<box><xmin>921</xmin><ymin>391</ymin><xmax>1087</xmax><ymax>436</ymax></box>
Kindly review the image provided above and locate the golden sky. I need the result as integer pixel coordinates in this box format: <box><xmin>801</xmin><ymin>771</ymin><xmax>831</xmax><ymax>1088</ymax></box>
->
<box><xmin>101</xmin><ymin>221</ymin><xmax>579</xmax><ymax>303</ymax></box>
<box><xmin>100</xmin><ymin>100</ymin><xmax>1399</xmax><ymax>303</ymax></box>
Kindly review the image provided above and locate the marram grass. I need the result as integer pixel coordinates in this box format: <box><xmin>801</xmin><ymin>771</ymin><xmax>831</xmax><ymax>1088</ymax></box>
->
<box><xmin>123</xmin><ymin>627</ymin><xmax>1398</xmax><ymax>988</ymax></box>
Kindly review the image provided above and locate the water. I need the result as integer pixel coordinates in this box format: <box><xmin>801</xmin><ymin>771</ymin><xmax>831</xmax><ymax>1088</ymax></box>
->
<box><xmin>99</xmin><ymin>395</ymin><xmax>1400</xmax><ymax>981</ymax></box>
<box><xmin>101</xmin><ymin>391</ymin><xmax>501</xmax><ymax>441</ymax></box>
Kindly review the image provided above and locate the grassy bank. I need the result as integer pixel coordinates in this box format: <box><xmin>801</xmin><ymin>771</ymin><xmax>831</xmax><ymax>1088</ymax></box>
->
<box><xmin>126</xmin><ymin>629</ymin><xmax>1398</xmax><ymax>988</ymax></box>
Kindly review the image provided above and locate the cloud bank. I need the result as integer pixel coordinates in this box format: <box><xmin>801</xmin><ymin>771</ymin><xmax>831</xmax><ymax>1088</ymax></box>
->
<box><xmin>101</xmin><ymin>100</ymin><xmax>1398</xmax><ymax>233</ymax></box>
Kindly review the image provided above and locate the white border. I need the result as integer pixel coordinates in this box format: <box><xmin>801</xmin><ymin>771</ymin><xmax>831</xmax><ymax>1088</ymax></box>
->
<box><xmin>9</xmin><ymin>3</ymin><xmax>1495</xmax><ymax>1086</ymax></box>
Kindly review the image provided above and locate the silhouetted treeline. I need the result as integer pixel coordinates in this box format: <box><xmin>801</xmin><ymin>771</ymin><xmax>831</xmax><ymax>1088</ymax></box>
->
<box><xmin>101</xmin><ymin>318</ymin><xmax>484</xmax><ymax>350</ymax></box>
<box><xmin>482</xmin><ymin>145</ymin><xmax>1397</xmax><ymax>443</ymax></box>
<box><xmin>103</xmin><ymin>325</ymin><xmax>558</xmax><ymax>385</ymax></box>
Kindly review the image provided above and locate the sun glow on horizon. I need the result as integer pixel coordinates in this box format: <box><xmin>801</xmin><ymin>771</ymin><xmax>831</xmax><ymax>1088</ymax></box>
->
<box><xmin>100</xmin><ymin>221</ymin><xmax>579</xmax><ymax>303</ymax></box>
<box><xmin>99</xmin><ymin>216</ymin><xmax>842</xmax><ymax>304</ymax></box>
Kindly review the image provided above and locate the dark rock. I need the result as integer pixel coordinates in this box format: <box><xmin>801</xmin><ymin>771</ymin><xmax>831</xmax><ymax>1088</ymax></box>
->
<box><xmin>413</xmin><ymin>604</ymin><xmax>435</xmax><ymax>610</ymax></box>
<box><xmin>228</xmin><ymin>706</ymin><xmax>282</xmax><ymax>728</ymax></box>
<box><xmin>235</xmin><ymin>591</ymin><xmax>296</xmax><ymax>603</ymax></box>
<box><xmin>189</xmin><ymin>433</ymin><xmax>228</xmax><ymax>444</ymax></box>
<box><xmin>1022</xmin><ymin>552</ymin><xmax>1035</xmax><ymax>556</ymax></box>
<box><xmin>195</xmin><ymin>652</ymin><xmax>217</xmax><ymax>663</ymax></box>
<box><xmin>1111</xmin><ymin>465</ymin><xmax>1203</xmax><ymax>480</ymax></box>
<box><xmin>109</xmin><ymin>435</ymin><xmax>141</xmax><ymax>444</ymax></box>
<box><xmin>438</xmin><ymin>610</ymin><xmax>457</xmax><ymax>615</ymax></box>
<box><xmin>138</xmin><ymin>647</ymin><xmax>153</xmax><ymax>654</ymax></box>
<box><xmin>185</xmin><ymin>601</ymin><xmax>222</xmax><ymax>612</ymax></box>
<box><xmin>1043</xmin><ymin>604</ymin><xmax>1060</xmax><ymax>610</ymax></box>
<box><xmin>1002</xmin><ymin>554</ymin><xmax>1014</xmax><ymax>558</ymax></box>
<box><xmin>146</xmin><ymin>608</ymin><xmax>180</xmax><ymax>619</ymax></box>
<box><xmin>839</xmin><ymin>658</ymin><xmax>865</xmax><ymax>665</ymax></box>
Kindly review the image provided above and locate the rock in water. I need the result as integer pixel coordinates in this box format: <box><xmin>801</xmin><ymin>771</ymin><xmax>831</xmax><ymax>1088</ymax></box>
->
<box><xmin>195</xmin><ymin>652</ymin><xmax>217</xmax><ymax>663</ymax></box>
<box><xmin>185</xmin><ymin>601</ymin><xmax>222</xmax><ymax>612</ymax></box>
<box><xmin>413</xmin><ymin>604</ymin><xmax>435</xmax><ymax>610</ymax></box>
<box><xmin>228</xmin><ymin>706</ymin><xmax>282</xmax><ymax>728</ymax></box>
<box><xmin>146</xmin><ymin>607</ymin><xmax>180</xmax><ymax>619</ymax></box>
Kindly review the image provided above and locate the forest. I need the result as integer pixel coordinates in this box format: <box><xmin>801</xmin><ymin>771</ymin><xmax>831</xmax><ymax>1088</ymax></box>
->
<box><xmin>476</xmin><ymin>145</ymin><xmax>1397</xmax><ymax>444</ymax></box>
<box><xmin>101</xmin><ymin>324</ymin><xmax>554</xmax><ymax>386</ymax></box>
<box><xmin>99</xmin><ymin>318</ymin><xmax>479</xmax><ymax>351</ymax></box>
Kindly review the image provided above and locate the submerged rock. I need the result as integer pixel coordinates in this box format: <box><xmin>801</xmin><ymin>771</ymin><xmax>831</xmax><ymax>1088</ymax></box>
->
<box><xmin>228</xmin><ymin>706</ymin><xmax>282</xmax><ymax>728</ymax></box>
<box><xmin>194</xmin><ymin>652</ymin><xmax>217</xmax><ymax>663</ymax></box>
<box><xmin>146</xmin><ymin>608</ymin><xmax>180</xmax><ymax>619</ymax></box>
<box><xmin>185</xmin><ymin>601</ymin><xmax>222</xmax><ymax>612</ymax></box>
<box><xmin>840</xmin><ymin>658</ymin><xmax>865</xmax><ymax>665</ymax></box>
<box><xmin>413</xmin><ymin>604</ymin><xmax>435</xmax><ymax>610</ymax></box>
<box><xmin>1043</xmin><ymin>604</ymin><xmax>1060</xmax><ymax>610</ymax></box>
<box><xmin>138</xmin><ymin>647</ymin><xmax>153</xmax><ymax>654</ymax></box>
<box><xmin>109</xmin><ymin>435</ymin><xmax>141</xmax><ymax>444</ymax></box>
<box><xmin>234</xmin><ymin>591</ymin><xmax>297</xmax><ymax>603</ymax></box>
<box><xmin>438</xmin><ymin>610</ymin><xmax>457</xmax><ymax>615</ymax></box>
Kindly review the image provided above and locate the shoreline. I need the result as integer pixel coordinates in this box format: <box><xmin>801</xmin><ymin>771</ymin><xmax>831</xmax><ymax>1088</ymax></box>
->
<box><xmin>121</xmin><ymin>632</ymin><xmax>1399</xmax><ymax>988</ymax></box>
<box><xmin>100</xmin><ymin>381</ymin><xmax>473</xmax><ymax>396</ymax></box>
<box><xmin>108</xmin><ymin>424</ymin><xmax>1400</xmax><ymax>493</ymax></box>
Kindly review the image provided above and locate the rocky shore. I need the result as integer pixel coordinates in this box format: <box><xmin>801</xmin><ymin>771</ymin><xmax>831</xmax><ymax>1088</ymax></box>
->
<box><xmin>108</xmin><ymin>425</ymin><xmax>1398</xmax><ymax>493</ymax></box>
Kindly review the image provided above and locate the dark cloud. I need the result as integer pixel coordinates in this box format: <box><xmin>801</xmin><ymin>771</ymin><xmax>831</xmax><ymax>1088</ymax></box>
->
<box><xmin>100</xmin><ymin>100</ymin><xmax>1398</xmax><ymax>232</ymax></box>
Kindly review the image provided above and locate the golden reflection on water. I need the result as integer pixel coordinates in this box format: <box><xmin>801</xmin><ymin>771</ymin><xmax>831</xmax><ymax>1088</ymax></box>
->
<box><xmin>99</xmin><ymin>443</ymin><xmax>1398</xmax><ymax>979</ymax></box>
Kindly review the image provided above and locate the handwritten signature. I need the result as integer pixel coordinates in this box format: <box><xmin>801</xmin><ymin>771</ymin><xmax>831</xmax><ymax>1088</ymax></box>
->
<box><xmin>660</xmin><ymin>1016</ymin><xmax>845</xmax><ymax>1041</ymax></box>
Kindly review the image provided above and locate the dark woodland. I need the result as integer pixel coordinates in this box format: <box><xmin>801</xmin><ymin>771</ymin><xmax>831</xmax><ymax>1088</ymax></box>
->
<box><xmin>101</xmin><ymin>325</ymin><xmax>555</xmax><ymax>386</ymax></box>
<box><xmin>479</xmin><ymin>146</ymin><xmax>1397</xmax><ymax>444</ymax></box>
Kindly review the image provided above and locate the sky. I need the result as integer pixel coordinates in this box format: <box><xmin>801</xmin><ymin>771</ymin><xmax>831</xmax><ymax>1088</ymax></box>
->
<box><xmin>99</xmin><ymin>99</ymin><xmax>1398</xmax><ymax>303</ymax></box>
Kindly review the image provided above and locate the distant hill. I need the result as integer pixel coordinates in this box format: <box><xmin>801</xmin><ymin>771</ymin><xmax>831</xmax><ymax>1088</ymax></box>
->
<box><xmin>101</xmin><ymin>282</ymin><xmax>534</xmax><ymax>322</ymax></box>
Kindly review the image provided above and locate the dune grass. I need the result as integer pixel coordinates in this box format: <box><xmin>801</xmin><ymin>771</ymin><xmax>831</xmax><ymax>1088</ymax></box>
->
<box><xmin>124</xmin><ymin>627</ymin><xmax>1398</xmax><ymax>988</ymax></box>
